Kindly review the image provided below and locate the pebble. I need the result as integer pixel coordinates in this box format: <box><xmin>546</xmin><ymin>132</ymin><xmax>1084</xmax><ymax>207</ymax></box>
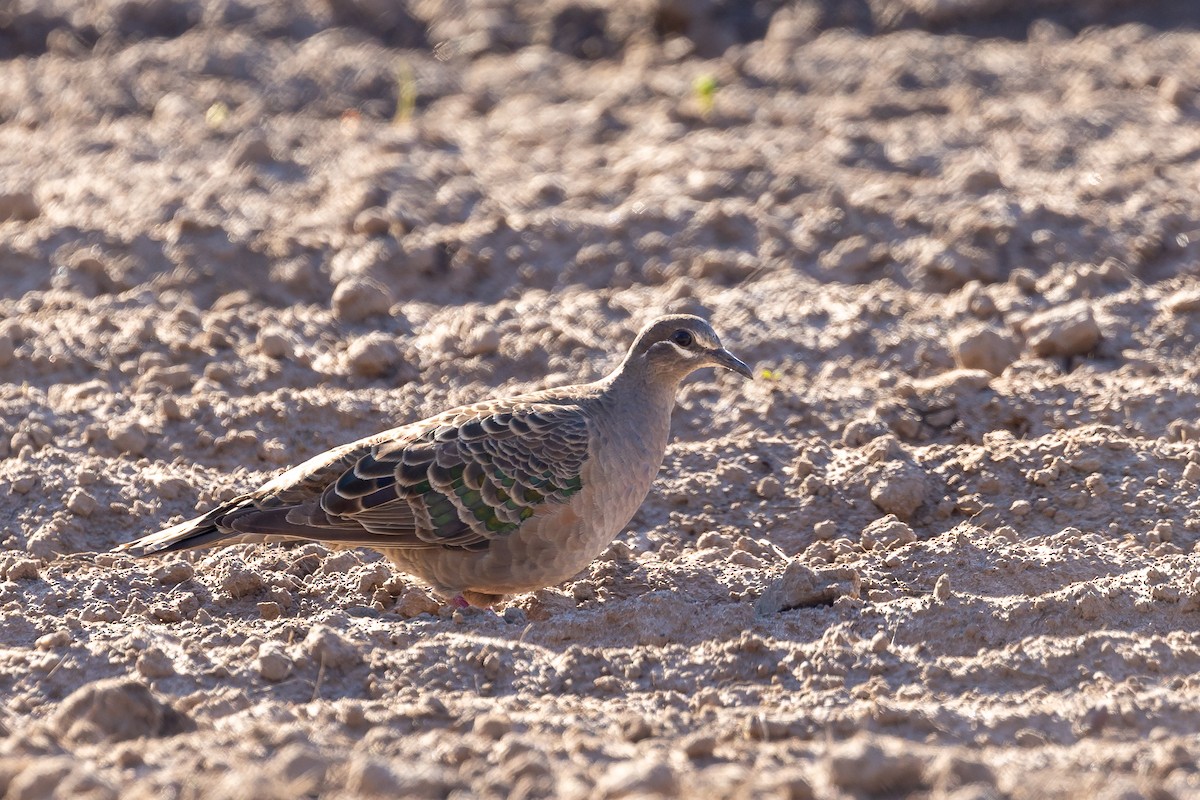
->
<box><xmin>819</xmin><ymin>235</ymin><xmax>879</xmax><ymax>275</ymax></box>
<box><xmin>755</xmin><ymin>475</ymin><xmax>782</xmax><ymax>499</ymax></box>
<box><xmin>141</xmin><ymin>365</ymin><xmax>194</xmax><ymax>390</ymax></box>
<box><xmin>221</xmin><ymin>569</ymin><xmax>265</xmax><ymax>599</ymax></box>
<box><xmin>257</xmin><ymin>327</ymin><xmax>293</xmax><ymax>359</ymax></box>
<box><xmin>682</xmin><ymin>732</ymin><xmax>718</xmax><ymax>759</ymax></box>
<box><xmin>35</xmin><ymin>630</ymin><xmax>71</xmax><ymax>650</ymax></box>
<box><xmin>0</xmin><ymin>333</ymin><xmax>13</xmax><ymax>367</ymax></box>
<box><xmin>755</xmin><ymin>560</ymin><xmax>860</xmax><ymax>615</ymax></box>
<box><xmin>332</xmin><ymin>276</ymin><xmax>393</xmax><ymax>323</ymax></box>
<box><xmin>6</xmin><ymin>558</ymin><xmax>38</xmax><ymax>581</ymax></box>
<box><xmin>461</xmin><ymin>327</ymin><xmax>501</xmax><ymax>357</ymax></box>
<box><xmin>303</xmin><ymin>624</ymin><xmax>361</xmax><ymax>669</ymax></box>
<box><xmin>1183</xmin><ymin>462</ymin><xmax>1200</xmax><ymax>484</ymax></box>
<box><xmin>0</xmin><ymin>190</ymin><xmax>40</xmax><ymax>221</ymax></box>
<box><xmin>50</xmin><ymin>678</ymin><xmax>186</xmax><ymax>744</ymax></box>
<box><xmin>869</xmin><ymin>463</ymin><xmax>928</xmax><ymax>520</ymax></box>
<box><xmin>227</xmin><ymin>132</ymin><xmax>274</xmax><ymax>167</ymax></box>
<box><xmin>353</xmin><ymin>207</ymin><xmax>392</xmax><ymax>236</ymax></box>
<box><xmin>394</xmin><ymin>587</ymin><xmax>441</xmax><ymax>618</ymax></box>
<box><xmin>66</xmin><ymin>488</ymin><xmax>98</xmax><ymax>517</ymax></box>
<box><xmin>1164</xmin><ymin>287</ymin><xmax>1200</xmax><ymax>314</ymax></box>
<box><xmin>273</xmin><ymin>743</ymin><xmax>330</xmax><ymax>785</ymax></box>
<box><xmin>1022</xmin><ymin>301</ymin><xmax>1101</xmax><ymax>357</ymax></box>
<box><xmin>257</xmin><ymin>643</ymin><xmax>292</xmax><ymax>682</ymax></box>
<box><xmin>473</xmin><ymin>713</ymin><xmax>511</xmax><ymax>740</ymax></box>
<box><xmin>257</xmin><ymin>601</ymin><xmax>282</xmax><ymax>620</ymax></box>
<box><xmin>933</xmin><ymin>573</ymin><xmax>952</xmax><ymax>602</ymax></box>
<box><xmin>345</xmin><ymin>333</ymin><xmax>403</xmax><ymax>377</ymax></box>
<box><xmin>136</xmin><ymin>647</ymin><xmax>175</xmax><ymax>679</ymax></box>
<box><xmin>951</xmin><ymin>324</ymin><xmax>1019</xmax><ymax>375</ymax></box>
<box><xmin>860</xmin><ymin>515</ymin><xmax>917</xmax><ymax>551</ymax></box>
<box><xmin>825</xmin><ymin>738</ymin><xmax>924</xmax><ymax>794</ymax></box>
<box><xmin>106</xmin><ymin>420</ymin><xmax>149</xmax><ymax>456</ymax></box>
<box><xmin>813</xmin><ymin>520</ymin><xmax>837</xmax><ymax>540</ymax></box>
<box><xmin>595</xmin><ymin>757</ymin><xmax>679</xmax><ymax>799</ymax></box>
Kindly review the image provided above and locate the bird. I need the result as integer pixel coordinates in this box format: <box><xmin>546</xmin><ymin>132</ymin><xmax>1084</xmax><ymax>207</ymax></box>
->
<box><xmin>116</xmin><ymin>314</ymin><xmax>753</xmax><ymax>607</ymax></box>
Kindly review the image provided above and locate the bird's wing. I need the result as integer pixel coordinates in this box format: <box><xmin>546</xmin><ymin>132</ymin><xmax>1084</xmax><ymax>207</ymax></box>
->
<box><xmin>224</xmin><ymin>402</ymin><xmax>592</xmax><ymax>551</ymax></box>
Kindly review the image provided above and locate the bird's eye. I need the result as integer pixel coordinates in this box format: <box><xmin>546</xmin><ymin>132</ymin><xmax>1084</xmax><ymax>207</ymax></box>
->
<box><xmin>671</xmin><ymin>329</ymin><xmax>694</xmax><ymax>348</ymax></box>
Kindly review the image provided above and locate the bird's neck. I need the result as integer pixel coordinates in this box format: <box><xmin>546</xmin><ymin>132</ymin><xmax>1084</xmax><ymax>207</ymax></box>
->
<box><xmin>601</xmin><ymin>357</ymin><xmax>683</xmax><ymax>414</ymax></box>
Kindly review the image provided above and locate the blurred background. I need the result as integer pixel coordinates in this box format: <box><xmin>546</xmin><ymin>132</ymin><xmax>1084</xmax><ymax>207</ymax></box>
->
<box><xmin>5</xmin><ymin>5</ymin><xmax>1200</xmax><ymax>799</ymax></box>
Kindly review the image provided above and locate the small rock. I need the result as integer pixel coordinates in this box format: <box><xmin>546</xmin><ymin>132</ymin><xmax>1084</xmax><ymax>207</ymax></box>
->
<box><xmin>152</xmin><ymin>561</ymin><xmax>194</xmax><ymax>584</ymax></box>
<box><xmin>141</xmin><ymin>364</ymin><xmax>194</xmax><ymax>390</ymax></box>
<box><xmin>353</xmin><ymin>207</ymin><xmax>391</xmax><ymax>236</ymax></box>
<box><xmin>1022</xmin><ymin>301</ymin><xmax>1101</xmax><ymax>357</ymax></box>
<box><xmin>860</xmin><ymin>515</ymin><xmax>917</xmax><ymax>551</ymax></box>
<box><xmin>826</xmin><ymin>738</ymin><xmax>924</xmax><ymax>794</ymax></box>
<box><xmin>1164</xmin><ymin>288</ymin><xmax>1200</xmax><ymax>314</ymax></box>
<box><xmin>222</xmin><ymin>568</ymin><xmax>264</xmax><ymax>599</ymax></box>
<box><xmin>462</xmin><ymin>326</ymin><xmax>501</xmax><ymax>357</ymax></box>
<box><xmin>813</xmin><ymin>520</ymin><xmax>837</xmax><ymax>540</ymax></box>
<box><xmin>50</xmin><ymin>678</ymin><xmax>188</xmax><ymax>744</ymax></box>
<box><xmin>258</xmin><ymin>601</ymin><xmax>282</xmax><ymax>620</ymax></box>
<box><xmin>394</xmin><ymin>587</ymin><xmax>440</xmax><ymax>618</ymax></box>
<box><xmin>819</xmin><ymin>235</ymin><xmax>879</xmax><ymax>275</ymax></box>
<box><xmin>66</xmin><ymin>489</ymin><xmax>98</xmax><ymax>518</ymax></box>
<box><xmin>0</xmin><ymin>190</ymin><xmax>39</xmax><ymax>221</ymax></box>
<box><xmin>951</xmin><ymin>324</ymin><xmax>1019</xmax><ymax>375</ymax></box>
<box><xmin>274</xmin><ymin>743</ymin><xmax>329</xmax><ymax>786</ymax></box>
<box><xmin>682</xmin><ymin>733</ymin><xmax>717</xmax><ymax>759</ymax></box>
<box><xmin>227</xmin><ymin>132</ymin><xmax>274</xmax><ymax>167</ymax></box>
<box><xmin>927</xmin><ymin>752</ymin><xmax>996</xmax><ymax>790</ymax></box>
<box><xmin>136</xmin><ymin>647</ymin><xmax>175</xmax><ymax>679</ymax></box>
<box><xmin>346</xmin><ymin>758</ymin><xmax>451</xmax><ymax>798</ymax></box>
<box><xmin>757</xmin><ymin>769</ymin><xmax>815</xmax><ymax>800</ymax></box>
<box><xmin>1184</xmin><ymin>462</ymin><xmax>1200</xmax><ymax>484</ymax></box>
<box><xmin>107</xmin><ymin>420</ymin><xmax>149</xmax><ymax>456</ymax></box>
<box><xmin>358</xmin><ymin>563</ymin><xmax>392</xmax><ymax>595</ymax></box>
<box><xmin>6</xmin><ymin>758</ymin><xmax>75</xmax><ymax>800</ymax></box>
<box><xmin>1159</xmin><ymin>75</ymin><xmax>1190</xmax><ymax>106</ymax></box>
<box><xmin>473</xmin><ymin>713</ymin><xmax>511</xmax><ymax>740</ymax></box>
<box><xmin>755</xmin><ymin>560</ymin><xmax>860</xmax><ymax>615</ymax></box>
<box><xmin>35</xmin><ymin>630</ymin><xmax>71</xmax><ymax>650</ymax></box>
<box><xmin>303</xmin><ymin>624</ymin><xmax>360</xmax><ymax>669</ymax></box>
<box><xmin>0</xmin><ymin>333</ymin><xmax>14</xmax><ymax>367</ymax></box>
<box><xmin>755</xmin><ymin>475</ymin><xmax>782</xmax><ymax>499</ymax></box>
<box><xmin>869</xmin><ymin>463</ymin><xmax>928</xmax><ymax>520</ymax></box>
<box><xmin>346</xmin><ymin>333</ymin><xmax>402</xmax><ymax>377</ymax></box>
<box><xmin>595</xmin><ymin>758</ymin><xmax>679</xmax><ymax>799</ymax></box>
<box><xmin>257</xmin><ymin>643</ymin><xmax>292</xmax><ymax>682</ymax></box>
<box><xmin>346</xmin><ymin>758</ymin><xmax>401</xmax><ymax>797</ymax></box>
<box><xmin>933</xmin><ymin>573</ymin><xmax>952</xmax><ymax>602</ymax></box>
<box><xmin>332</xmin><ymin>276</ymin><xmax>393</xmax><ymax>323</ymax></box>
<box><xmin>257</xmin><ymin>327</ymin><xmax>293</xmax><ymax>359</ymax></box>
<box><xmin>5</xmin><ymin>558</ymin><xmax>38</xmax><ymax>581</ymax></box>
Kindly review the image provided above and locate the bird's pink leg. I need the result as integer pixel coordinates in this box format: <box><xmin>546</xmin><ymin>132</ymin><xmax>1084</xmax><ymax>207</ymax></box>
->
<box><xmin>450</xmin><ymin>594</ymin><xmax>470</xmax><ymax>609</ymax></box>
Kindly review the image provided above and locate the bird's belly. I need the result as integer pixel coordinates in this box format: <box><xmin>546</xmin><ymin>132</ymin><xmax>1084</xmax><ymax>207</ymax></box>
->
<box><xmin>384</xmin><ymin>479</ymin><xmax>647</xmax><ymax>596</ymax></box>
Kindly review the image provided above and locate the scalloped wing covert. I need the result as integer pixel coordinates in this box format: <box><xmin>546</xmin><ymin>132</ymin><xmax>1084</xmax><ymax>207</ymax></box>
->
<box><xmin>240</xmin><ymin>404</ymin><xmax>590</xmax><ymax>551</ymax></box>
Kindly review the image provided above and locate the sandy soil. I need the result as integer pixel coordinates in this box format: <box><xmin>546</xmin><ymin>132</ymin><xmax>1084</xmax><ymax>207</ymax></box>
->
<box><xmin>3</xmin><ymin>1</ymin><xmax>1200</xmax><ymax>797</ymax></box>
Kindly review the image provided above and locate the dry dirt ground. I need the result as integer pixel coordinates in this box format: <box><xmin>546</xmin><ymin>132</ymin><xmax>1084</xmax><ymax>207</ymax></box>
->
<box><xmin>4</xmin><ymin>1</ymin><xmax>1200</xmax><ymax>798</ymax></box>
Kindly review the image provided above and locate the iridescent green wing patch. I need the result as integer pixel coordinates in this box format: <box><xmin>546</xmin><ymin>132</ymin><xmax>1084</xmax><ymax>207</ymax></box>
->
<box><xmin>320</xmin><ymin>404</ymin><xmax>589</xmax><ymax>549</ymax></box>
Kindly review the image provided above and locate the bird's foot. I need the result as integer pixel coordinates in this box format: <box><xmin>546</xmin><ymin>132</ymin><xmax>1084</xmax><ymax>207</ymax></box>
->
<box><xmin>449</xmin><ymin>594</ymin><xmax>471</xmax><ymax>609</ymax></box>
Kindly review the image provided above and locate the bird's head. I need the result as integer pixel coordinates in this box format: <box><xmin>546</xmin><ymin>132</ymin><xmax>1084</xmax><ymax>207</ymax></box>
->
<box><xmin>622</xmin><ymin>314</ymin><xmax>753</xmax><ymax>385</ymax></box>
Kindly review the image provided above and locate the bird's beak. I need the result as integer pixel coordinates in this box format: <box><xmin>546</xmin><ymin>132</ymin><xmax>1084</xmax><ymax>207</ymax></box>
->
<box><xmin>711</xmin><ymin>348</ymin><xmax>754</xmax><ymax>379</ymax></box>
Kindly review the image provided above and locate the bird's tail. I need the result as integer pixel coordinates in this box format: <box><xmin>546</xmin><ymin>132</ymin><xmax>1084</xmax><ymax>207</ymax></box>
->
<box><xmin>115</xmin><ymin>498</ymin><xmax>257</xmax><ymax>557</ymax></box>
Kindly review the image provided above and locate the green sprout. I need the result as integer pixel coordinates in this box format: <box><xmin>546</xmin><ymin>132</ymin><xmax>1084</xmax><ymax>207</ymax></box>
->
<box><xmin>693</xmin><ymin>74</ymin><xmax>718</xmax><ymax>117</ymax></box>
<box><xmin>205</xmin><ymin>101</ymin><xmax>229</xmax><ymax>129</ymax></box>
<box><xmin>393</xmin><ymin>62</ymin><xmax>417</xmax><ymax>125</ymax></box>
